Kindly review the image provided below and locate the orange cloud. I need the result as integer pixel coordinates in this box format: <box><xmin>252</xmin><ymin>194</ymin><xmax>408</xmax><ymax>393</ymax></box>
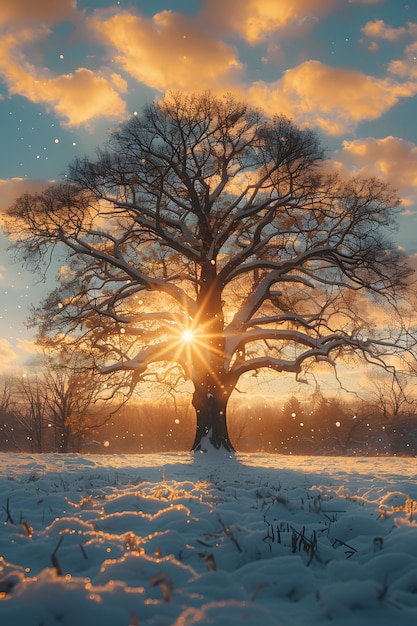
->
<box><xmin>362</xmin><ymin>19</ymin><xmax>409</xmax><ymax>41</ymax></box>
<box><xmin>247</xmin><ymin>61</ymin><xmax>417</xmax><ymax>134</ymax></box>
<box><xmin>332</xmin><ymin>136</ymin><xmax>417</xmax><ymax>207</ymax></box>
<box><xmin>0</xmin><ymin>178</ymin><xmax>52</xmax><ymax>219</ymax></box>
<box><xmin>0</xmin><ymin>0</ymin><xmax>77</xmax><ymax>27</ymax></box>
<box><xmin>89</xmin><ymin>9</ymin><xmax>243</xmax><ymax>92</ymax></box>
<box><xmin>362</xmin><ymin>19</ymin><xmax>417</xmax><ymax>42</ymax></box>
<box><xmin>0</xmin><ymin>338</ymin><xmax>41</xmax><ymax>373</ymax></box>
<box><xmin>0</xmin><ymin>0</ymin><xmax>416</xmax><ymax>137</ymax></box>
<box><xmin>0</xmin><ymin>339</ymin><xmax>18</xmax><ymax>369</ymax></box>
<box><xmin>389</xmin><ymin>42</ymin><xmax>417</xmax><ymax>80</ymax></box>
<box><xmin>16</xmin><ymin>338</ymin><xmax>41</xmax><ymax>357</ymax></box>
<box><xmin>200</xmin><ymin>0</ymin><xmax>337</xmax><ymax>44</ymax></box>
<box><xmin>0</xmin><ymin>3</ymin><xmax>127</xmax><ymax>129</ymax></box>
<box><xmin>0</xmin><ymin>35</ymin><xmax>127</xmax><ymax>127</ymax></box>
<box><xmin>407</xmin><ymin>253</ymin><xmax>417</xmax><ymax>273</ymax></box>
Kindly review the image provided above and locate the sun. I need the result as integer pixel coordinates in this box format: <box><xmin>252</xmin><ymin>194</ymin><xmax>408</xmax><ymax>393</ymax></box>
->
<box><xmin>182</xmin><ymin>329</ymin><xmax>195</xmax><ymax>343</ymax></box>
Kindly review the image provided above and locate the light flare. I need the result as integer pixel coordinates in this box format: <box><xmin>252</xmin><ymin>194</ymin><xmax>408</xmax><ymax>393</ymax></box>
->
<box><xmin>182</xmin><ymin>329</ymin><xmax>195</xmax><ymax>343</ymax></box>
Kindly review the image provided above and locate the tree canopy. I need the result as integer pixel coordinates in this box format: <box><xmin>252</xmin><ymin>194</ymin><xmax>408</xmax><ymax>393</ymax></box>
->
<box><xmin>4</xmin><ymin>91</ymin><xmax>415</xmax><ymax>450</ymax></box>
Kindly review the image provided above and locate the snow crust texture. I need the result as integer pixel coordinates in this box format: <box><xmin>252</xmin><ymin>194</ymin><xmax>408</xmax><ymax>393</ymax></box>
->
<box><xmin>1</xmin><ymin>450</ymin><xmax>417</xmax><ymax>625</ymax></box>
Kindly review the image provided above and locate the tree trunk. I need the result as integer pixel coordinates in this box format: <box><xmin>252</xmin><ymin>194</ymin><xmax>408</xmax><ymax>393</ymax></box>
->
<box><xmin>190</xmin><ymin>259</ymin><xmax>236</xmax><ymax>452</ymax></box>
<box><xmin>191</xmin><ymin>385</ymin><xmax>235</xmax><ymax>452</ymax></box>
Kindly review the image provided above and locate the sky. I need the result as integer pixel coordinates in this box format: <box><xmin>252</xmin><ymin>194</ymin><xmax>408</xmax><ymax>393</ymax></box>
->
<box><xmin>0</xmin><ymin>0</ymin><xmax>417</xmax><ymax>372</ymax></box>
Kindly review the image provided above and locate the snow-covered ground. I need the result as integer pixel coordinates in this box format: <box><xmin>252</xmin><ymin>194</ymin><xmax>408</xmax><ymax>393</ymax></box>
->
<box><xmin>1</xmin><ymin>447</ymin><xmax>417</xmax><ymax>625</ymax></box>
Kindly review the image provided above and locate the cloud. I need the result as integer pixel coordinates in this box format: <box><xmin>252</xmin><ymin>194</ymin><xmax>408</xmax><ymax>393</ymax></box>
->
<box><xmin>89</xmin><ymin>9</ymin><xmax>243</xmax><ymax>92</ymax></box>
<box><xmin>362</xmin><ymin>19</ymin><xmax>417</xmax><ymax>42</ymax></box>
<box><xmin>0</xmin><ymin>35</ymin><xmax>127</xmax><ymax>127</ymax></box>
<box><xmin>38</xmin><ymin>69</ymin><xmax>127</xmax><ymax>127</ymax></box>
<box><xmin>332</xmin><ymin>136</ymin><xmax>417</xmax><ymax>207</ymax></box>
<box><xmin>0</xmin><ymin>4</ymin><xmax>127</xmax><ymax>128</ymax></box>
<box><xmin>0</xmin><ymin>338</ymin><xmax>40</xmax><ymax>373</ymax></box>
<box><xmin>389</xmin><ymin>42</ymin><xmax>417</xmax><ymax>80</ymax></box>
<box><xmin>0</xmin><ymin>179</ymin><xmax>51</xmax><ymax>218</ymax></box>
<box><xmin>407</xmin><ymin>253</ymin><xmax>417</xmax><ymax>274</ymax></box>
<box><xmin>199</xmin><ymin>0</ymin><xmax>338</xmax><ymax>44</ymax></box>
<box><xmin>361</xmin><ymin>19</ymin><xmax>409</xmax><ymax>41</ymax></box>
<box><xmin>247</xmin><ymin>61</ymin><xmax>417</xmax><ymax>134</ymax></box>
<box><xmin>0</xmin><ymin>0</ymin><xmax>416</xmax><ymax>136</ymax></box>
<box><xmin>16</xmin><ymin>338</ymin><xmax>40</xmax><ymax>357</ymax></box>
<box><xmin>0</xmin><ymin>339</ymin><xmax>18</xmax><ymax>368</ymax></box>
<box><xmin>0</xmin><ymin>0</ymin><xmax>77</xmax><ymax>27</ymax></box>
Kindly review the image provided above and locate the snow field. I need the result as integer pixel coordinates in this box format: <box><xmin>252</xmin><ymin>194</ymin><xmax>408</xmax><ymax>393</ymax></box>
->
<box><xmin>1</xmin><ymin>450</ymin><xmax>417</xmax><ymax>625</ymax></box>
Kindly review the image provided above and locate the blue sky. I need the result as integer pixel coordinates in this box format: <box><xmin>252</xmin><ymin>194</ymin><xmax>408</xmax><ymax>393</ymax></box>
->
<box><xmin>0</xmin><ymin>0</ymin><xmax>417</xmax><ymax>370</ymax></box>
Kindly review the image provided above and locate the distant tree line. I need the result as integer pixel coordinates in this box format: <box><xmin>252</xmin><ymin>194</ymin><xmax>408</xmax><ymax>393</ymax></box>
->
<box><xmin>228</xmin><ymin>393</ymin><xmax>417</xmax><ymax>456</ymax></box>
<box><xmin>1</xmin><ymin>365</ymin><xmax>416</xmax><ymax>456</ymax></box>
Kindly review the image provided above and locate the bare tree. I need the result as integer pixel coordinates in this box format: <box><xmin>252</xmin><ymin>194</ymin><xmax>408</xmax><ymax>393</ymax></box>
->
<box><xmin>4</xmin><ymin>92</ymin><xmax>415</xmax><ymax>451</ymax></box>
<box><xmin>366</xmin><ymin>369</ymin><xmax>416</xmax><ymax>420</ymax></box>
<box><xmin>5</xmin><ymin>355</ymin><xmax>113</xmax><ymax>452</ymax></box>
<box><xmin>41</xmin><ymin>355</ymin><xmax>111</xmax><ymax>452</ymax></box>
<box><xmin>0</xmin><ymin>375</ymin><xmax>12</xmax><ymax>416</ymax></box>
<box><xmin>0</xmin><ymin>375</ymin><xmax>22</xmax><ymax>451</ymax></box>
<box><xmin>11</xmin><ymin>374</ymin><xmax>48</xmax><ymax>452</ymax></box>
<box><xmin>309</xmin><ymin>396</ymin><xmax>369</xmax><ymax>455</ymax></box>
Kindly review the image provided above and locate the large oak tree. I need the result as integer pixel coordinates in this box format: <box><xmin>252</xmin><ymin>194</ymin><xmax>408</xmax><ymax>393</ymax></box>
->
<box><xmin>4</xmin><ymin>92</ymin><xmax>414</xmax><ymax>451</ymax></box>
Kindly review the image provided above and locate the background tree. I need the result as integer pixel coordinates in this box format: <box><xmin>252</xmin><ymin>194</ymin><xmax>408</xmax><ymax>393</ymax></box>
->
<box><xmin>366</xmin><ymin>369</ymin><xmax>416</xmax><ymax>420</ymax></box>
<box><xmin>4</xmin><ymin>92</ymin><xmax>415</xmax><ymax>451</ymax></box>
<box><xmin>0</xmin><ymin>375</ymin><xmax>22</xmax><ymax>451</ymax></box>
<box><xmin>2</xmin><ymin>355</ymin><xmax>113</xmax><ymax>453</ymax></box>
<box><xmin>10</xmin><ymin>374</ymin><xmax>48</xmax><ymax>452</ymax></box>
<box><xmin>0</xmin><ymin>375</ymin><xmax>12</xmax><ymax>418</ymax></box>
<box><xmin>277</xmin><ymin>396</ymin><xmax>310</xmax><ymax>453</ymax></box>
<box><xmin>102</xmin><ymin>398</ymin><xmax>194</xmax><ymax>453</ymax></box>
<box><xmin>41</xmin><ymin>354</ymin><xmax>112</xmax><ymax>452</ymax></box>
<box><xmin>364</xmin><ymin>368</ymin><xmax>417</xmax><ymax>455</ymax></box>
<box><xmin>309</xmin><ymin>396</ymin><xmax>367</xmax><ymax>455</ymax></box>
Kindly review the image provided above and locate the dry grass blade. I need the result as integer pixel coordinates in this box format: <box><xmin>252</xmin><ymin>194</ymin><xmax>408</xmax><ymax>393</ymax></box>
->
<box><xmin>204</xmin><ymin>554</ymin><xmax>217</xmax><ymax>571</ymax></box>
<box><xmin>150</xmin><ymin>573</ymin><xmax>173</xmax><ymax>602</ymax></box>
<box><xmin>2</xmin><ymin>498</ymin><xmax>15</xmax><ymax>525</ymax></box>
<box><xmin>51</xmin><ymin>536</ymin><xmax>64</xmax><ymax>576</ymax></box>
<box><xmin>217</xmin><ymin>515</ymin><xmax>242</xmax><ymax>552</ymax></box>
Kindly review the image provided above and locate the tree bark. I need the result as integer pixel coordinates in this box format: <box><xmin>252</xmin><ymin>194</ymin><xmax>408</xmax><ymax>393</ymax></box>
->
<box><xmin>190</xmin><ymin>259</ymin><xmax>235</xmax><ymax>452</ymax></box>
<box><xmin>191</xmin><ymin>385</ymin><xmax>235</xmax><ymax>451</ymax></box>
